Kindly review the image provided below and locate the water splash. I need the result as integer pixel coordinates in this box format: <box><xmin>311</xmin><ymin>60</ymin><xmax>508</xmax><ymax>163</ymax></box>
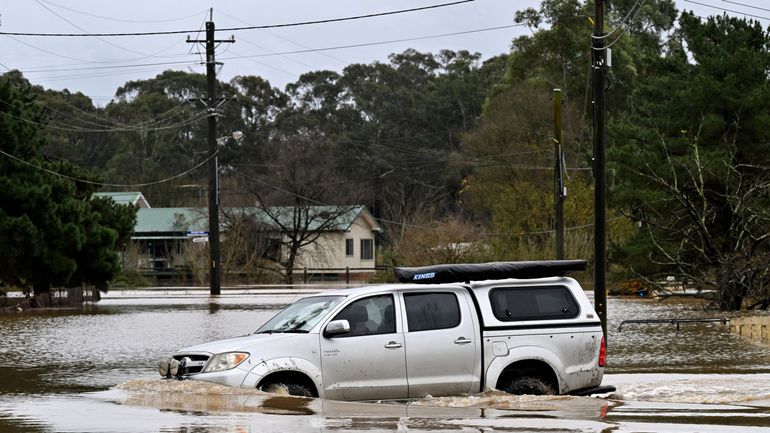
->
<box><xmin>609</xmin><ymin>374</ymin><xmax>770</xmax><ymax>404</ymax></box>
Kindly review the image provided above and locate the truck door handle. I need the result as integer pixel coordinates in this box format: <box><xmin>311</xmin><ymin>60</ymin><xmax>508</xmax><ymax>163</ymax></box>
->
<box><xmin>454</xmin><ymin>337</ymin><xmax>472</xmax><ymax>345</ymax></box>
<box><xmin>384</xmin><ymin>341</ymin><xmax>403</xmax><ymax>349</ymax></box>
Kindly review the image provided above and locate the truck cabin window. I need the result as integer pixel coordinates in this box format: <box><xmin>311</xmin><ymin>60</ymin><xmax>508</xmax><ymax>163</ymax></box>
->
<box><xmin>404</xmin><ymin>292</ymin><xmax>461</xmax><ymax>332</ymax></box>
<box><xmin>331</xmin><ymin>294</ymin><xmax>395</xmax><ymax>337</ymax></box>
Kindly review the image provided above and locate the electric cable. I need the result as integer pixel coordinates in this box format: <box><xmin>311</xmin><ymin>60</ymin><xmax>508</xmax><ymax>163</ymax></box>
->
<box><xmin>23</xmin><ymin>64</ymin><xmax>199</xmax><ymax>84</ymax></box>
<box><xmin>16</xmin><ymin>23</ymin><xmax>521</xmax><ymax>76</ymax></box>
<box><xmin>0</xmin><ymin>148</ymin><xmax>216</xmax><ymax>187</ymax></box>
<box><xmin>592</xmin><ymin>0</ymin><xmax>645</xmax><ymax>40</ymax></box>
<box><xmin>722</xmin><ymin>0</ymin><xmax>770</xmax><ymax>13</ymax></box>
<box><xmin>39</xmin><ymin>97</ymin><xmax>196</xmax><ymax>130</ymax></box>
<box><xmin>0</xmin><ymin>1</ymin><xmax>475</xmax><ymax>37</ymax></box>
<box><xmin>216</xmin><ymin>8</ymin><xmax>349</xmax><ymax>66</ymax></box>
<box><xmin>39</xmin><ymin>0</ymin><xmax>208</xmax><ymax>24</ymax></box>
<box><xmin>0</xmin><ymin>101</ymin><xmax>209</xmax><ymax>133</ymax></box>
<box><xmin>33</xmin><ymin>0</ymin><xmax>187</xmax><ymax>59</ymax></box>
<box><xmin>683</xmin><ymin>0</ymin><xmax>770</xmax><ymax>20</ymax></box>
<box><xmin>227</xmin><ymin>48</ymin><xmax>300</xmax><ymax>78</ymax></box>
<box><xmin>592</xmin><ymin>0</ymin><xmax>648</xmax><ymax>49</ymax></box>
<box><xmin>220</xmin><ymin>24</ymin><xmax>525</xmax><ymax>61</ymax></box>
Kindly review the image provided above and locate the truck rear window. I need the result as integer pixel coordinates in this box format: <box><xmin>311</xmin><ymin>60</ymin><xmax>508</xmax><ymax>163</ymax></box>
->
<box><xmin>489</xmin><ymin>286</ymin><xmax>580</xmax><ymax>321</ymax></box>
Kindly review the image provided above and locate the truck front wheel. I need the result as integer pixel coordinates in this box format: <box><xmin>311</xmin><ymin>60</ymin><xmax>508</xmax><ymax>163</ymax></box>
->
<box><xmin>259</xmin><ymin>382</ymin><xmax>314</xmax><ymax>397</ymax></box>
<box><xmin>502</xmin><ymin>377</ymin><xmax>555</xmax><ymax>396</ymax></box>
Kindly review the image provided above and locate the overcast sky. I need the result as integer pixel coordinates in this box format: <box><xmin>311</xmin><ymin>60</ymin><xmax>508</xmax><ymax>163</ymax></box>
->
<box><xmin>0</xmin><ymin>0</ymin><xmax>766</xmax><ymax>105</ymax></box>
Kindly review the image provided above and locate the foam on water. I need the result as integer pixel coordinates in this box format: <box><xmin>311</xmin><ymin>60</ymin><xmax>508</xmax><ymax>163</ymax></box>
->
<box><xmin>410</xmin><ymin>389</ymin><xmax>574</xmax><ymax>408</ymax></box>
<box><xmin>117</xmin><ymin>378</ymin><xmax>269</xmax><ymax>395</ymax></box>
<box><xmin>609</xmin><ymin>374</ymin><xmax>770</xmax><ymax>404</ymax></box>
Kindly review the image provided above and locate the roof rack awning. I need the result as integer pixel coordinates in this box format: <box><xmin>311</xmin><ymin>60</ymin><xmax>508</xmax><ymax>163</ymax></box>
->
<box><xmin>394</xmin><ymin>260</ymin><xmax>587</xmax><ymax>284</ymax></box>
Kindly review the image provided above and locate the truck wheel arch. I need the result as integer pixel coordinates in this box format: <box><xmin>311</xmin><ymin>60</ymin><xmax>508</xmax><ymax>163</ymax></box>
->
<box><xmin>257</xmin><ymin>370</ymin><xmax>318</xmax><ymax>397</ymax></box>
<box><xmin>486</xmin><ymin>348</ymin><xmax>565</xmax><ymax>394</ymax></box>
<box><xmin>242</xmin><ymin>357</ymin><xmax>323</xmax><ymax>398</ymax></box>
<box><xmin>495</xmin><ymin>359</ymin><xmax>558</xmax><ymax>395</ymax></box>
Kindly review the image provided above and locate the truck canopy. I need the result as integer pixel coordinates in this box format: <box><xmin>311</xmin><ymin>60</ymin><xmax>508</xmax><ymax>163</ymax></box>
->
<box><xmin>394</xmin><ymin>260</ymin><xmax>587</xmax><ymax>284</ymax></box>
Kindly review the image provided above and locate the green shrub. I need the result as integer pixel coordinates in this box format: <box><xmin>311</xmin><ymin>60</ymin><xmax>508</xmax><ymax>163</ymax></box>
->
<box><xmin>111</xmin><ymin>268</ymin><xmax>150</xmax><ymax>288</ymax></box>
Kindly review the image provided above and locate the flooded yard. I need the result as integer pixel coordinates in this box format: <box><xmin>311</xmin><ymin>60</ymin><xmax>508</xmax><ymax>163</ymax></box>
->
<box><xmin>1</xmin><ymin>288</ymin><xmax>770</xmax><ymax>432</ymax></box>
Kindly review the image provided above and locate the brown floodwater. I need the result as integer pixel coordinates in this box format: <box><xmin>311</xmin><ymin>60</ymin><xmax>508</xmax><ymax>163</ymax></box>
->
<box><xmin>1</xmin><ymin>288</ymin><xmax>769</xmax><ymax>432</ymax></box>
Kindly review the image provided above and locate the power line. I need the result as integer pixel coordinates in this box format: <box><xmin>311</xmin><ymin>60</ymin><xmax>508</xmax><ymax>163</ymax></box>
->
<box><xmin>5</xmin><ymin>33</ymin><xmax>91</xmax><ymax>63</ymax></box>
<box><xmin>683</xmin><ymin>0</ymin><xmax>770</xmax><ymax>20</ymax></box>
<box><xmin>220</xmin><ymin>24</ymin><xmax>524</xmax><ymax>61</ymax></box>
<box><xmin>227</xmin><ymin>48</ymin><xmax>300</xmax><ymax>78</ymax></box>
<box><xmin>722</xmin><ymin>0</ymin><xmax>770</xmax><ymax>13</ymax></box>
<box><xmin>0</xmin><ymin>1</ymin><xmax>475</xmax><ymax>37</ymax></box>
<box><xmin>33</xmin><ymin>0</ymin><xmax>176</xmax><ymax>58</ymax></box>
<box><xmin>0</xmin><ymin>97</ymin><xmax>209</xmax><ymax>132</ymax></box>
<box><xmin>20</xmin><ymin>59</ymin><xmax>200</xmax><ymax>74</ymax></box>
<box><xmin>38</xmin><ymin>97</ymin><xmax>196</xmax><ymax>130</ymax></box>
<box><xmin>592</xmin><ymin>0</ymin><xmax>647</xmax><ymax>49</ymax></box>
<box><xmin>592</xmin><ymin>0</ymin><xmax>645</xmax><ymax>40</ymax></box>
<box><xmin>3</xmin><ymin>32</ymin><xmax>189</xmax><ymax>68</ymax></box>
<box><xmin>39</xmin><ymin>0</ymin><xmax>208</xmax><ymax>24</ymax></box>
<box><xmin>0</xmin><ymin>148</ymin><xmax>216</xmax><ymax>187</ymax></box>
<box><xmin>216</xmin><ymin>8</ymin><xmax>349</xmax><ymax>66</ymax></box>
<box><xmin>22</xmin><ymin>64</ymin><xmax>198</xmax><ymax>84</ymax></box>
<box><xmin>15</xmin><ymin>23</ymin><xmax>521</xmax><ymax>76</ymax></box>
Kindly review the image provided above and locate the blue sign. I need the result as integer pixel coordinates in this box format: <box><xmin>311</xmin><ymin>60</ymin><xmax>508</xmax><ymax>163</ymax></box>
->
<box><xmin>186</xmin><ymin>231</ymin><xmax>209</xmax><ymax>236</ymax></box>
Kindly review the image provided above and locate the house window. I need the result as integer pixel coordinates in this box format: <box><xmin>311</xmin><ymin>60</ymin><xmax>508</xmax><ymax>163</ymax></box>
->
<box><xmin>345</xmin><ymin>239</ymin><xmax>354</xmax><ymax>257</ymax></box>
<box><xmin>360</xmin><ymin>239</ymin><xmax>373</xmax><ymax>260</ymax></box>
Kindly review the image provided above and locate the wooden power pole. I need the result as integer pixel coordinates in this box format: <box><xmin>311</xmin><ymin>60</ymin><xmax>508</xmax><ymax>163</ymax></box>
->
<box><xmin>592</xmin><ymin>0</ymin><xmax>608</xmax><ymax>337</ymax></box>
<box><xmin>187</xmin><ymin>9</ymin><xmax>234</xmax><ymax>296</ymax></box>
<box><xmin>553</xmin><ymin>88</ymin><xmax>565</xmax><ymax>260</ymax></box>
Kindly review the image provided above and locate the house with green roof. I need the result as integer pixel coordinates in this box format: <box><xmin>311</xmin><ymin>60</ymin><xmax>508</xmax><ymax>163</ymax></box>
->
<box><xmin>127</xmin><ymin>204</ymin><xmax>382</xmax><ymax>280</ymax></box>
<box><xmin>93</xmin><ymin>191</ymin><xmax>150</xmax><ymax>208</ymax></box>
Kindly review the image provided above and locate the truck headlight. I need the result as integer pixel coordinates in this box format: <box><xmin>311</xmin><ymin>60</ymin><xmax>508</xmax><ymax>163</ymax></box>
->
<box><xmin>202</xmin><ymin>352</ymin><xmax>250</xmax><ymax>373</ymax></box>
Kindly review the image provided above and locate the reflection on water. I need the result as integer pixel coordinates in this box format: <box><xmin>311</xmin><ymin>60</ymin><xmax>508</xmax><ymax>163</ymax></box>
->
<box><xmin>1</xmin><ymin>291</ymin><xmax>770</xmax><ymax>432</ymax></box>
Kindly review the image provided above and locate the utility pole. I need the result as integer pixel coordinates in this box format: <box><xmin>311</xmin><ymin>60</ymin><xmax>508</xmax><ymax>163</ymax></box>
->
<box><xmin>187</xmin><ymin>9</ymin><xmax>234</xmax><ymax>296</ymax></box>
<box><xmin>553</xmin><ymin>88</ymin><xmax>565</xmax><ymax>260</ymax></box>
<box><xmin>592</xmin><ymin>0</ymin><xmax>608</xmax><ymax>338</ymax></box>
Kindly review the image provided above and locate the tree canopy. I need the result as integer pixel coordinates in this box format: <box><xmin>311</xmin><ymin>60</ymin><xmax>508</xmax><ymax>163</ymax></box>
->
<box><xmin>610</xmin><ymin>13</ymin><xmax>770</xmax><ymax>309</ymax></box>
<box><xmin>0</xmin><ymin>74</ymin><xmax>136</xmax><ymax>297</ymax></box>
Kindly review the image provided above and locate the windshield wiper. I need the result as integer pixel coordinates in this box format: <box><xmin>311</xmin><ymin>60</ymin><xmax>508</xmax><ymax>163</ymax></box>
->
<box><xmin>257</xmin><ymin>328</ymin><xmax>308</xmax><ymax>334</ymax></box>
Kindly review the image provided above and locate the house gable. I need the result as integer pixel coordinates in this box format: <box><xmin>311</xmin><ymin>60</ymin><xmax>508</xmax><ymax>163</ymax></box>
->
<box><xmin>93</xmin><ymin>191</ymin><xmax>151</xmax><ymax>208</ymax></box>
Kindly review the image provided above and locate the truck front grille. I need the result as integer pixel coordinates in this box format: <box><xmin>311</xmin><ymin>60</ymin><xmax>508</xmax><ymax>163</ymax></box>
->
<box><xmin>173</xmin><ymin>354</ymin><xmax>210</xmax><ymax>374</ymax></box>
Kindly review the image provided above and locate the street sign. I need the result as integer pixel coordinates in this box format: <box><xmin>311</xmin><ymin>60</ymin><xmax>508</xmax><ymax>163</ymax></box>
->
<box><xmin>186</xmin><ymin>231</ymin><xmax>209</xmax><ymax>236</ymax></box>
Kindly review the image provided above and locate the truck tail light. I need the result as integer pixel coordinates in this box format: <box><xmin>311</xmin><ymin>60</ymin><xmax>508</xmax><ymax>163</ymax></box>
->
<box><xmin>598</xmin><ymin>336</ymin><xmax>606</xmax><ymax>367</ymax></box>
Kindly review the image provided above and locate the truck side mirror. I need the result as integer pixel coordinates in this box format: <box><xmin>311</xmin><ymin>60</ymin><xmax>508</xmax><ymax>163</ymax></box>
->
<box><xmin>324</xmin><ymin>319</ymin><xmax>351</xmax><ymax>337</ymax></box>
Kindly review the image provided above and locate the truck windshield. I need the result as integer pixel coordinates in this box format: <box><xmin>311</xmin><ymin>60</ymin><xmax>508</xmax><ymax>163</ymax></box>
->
<box><xmin>256</xmin><ymin>295</ymin><xmax>345</xmax><ymax>334</ymax></box>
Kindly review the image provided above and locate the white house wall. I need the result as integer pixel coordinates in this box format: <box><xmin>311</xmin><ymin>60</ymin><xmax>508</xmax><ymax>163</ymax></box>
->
<box><xmin>291</xmin><ymin>215</ymin><xmax>376</xmax><ymax>272</ymax></box>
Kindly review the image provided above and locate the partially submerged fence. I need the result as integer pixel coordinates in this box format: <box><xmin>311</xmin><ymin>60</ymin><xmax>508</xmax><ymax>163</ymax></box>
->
<box><xmin>617</xmin><ymin>317</ymin><xmax>730</xmax><ymax>332</ymax></box>
<box><xmin>294</xmin><ymin>266</ymin><xmax>389</xmax><ymax>284</ymax></box>
<box><xmin>730</xmin><ymin>316</ymin><xmax>770</xmax><ymax>344</ymax></box>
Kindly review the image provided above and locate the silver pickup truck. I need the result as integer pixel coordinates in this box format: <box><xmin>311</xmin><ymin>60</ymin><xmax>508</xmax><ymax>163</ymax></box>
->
<box><xmin>158</xmin><ymin>260</ymin><xmax>613</xmax><ymax>400</ymax></box>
